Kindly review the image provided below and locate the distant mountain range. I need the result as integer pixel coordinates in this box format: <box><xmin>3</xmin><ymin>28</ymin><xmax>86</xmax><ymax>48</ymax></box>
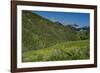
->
<box><xmin>55</xmin><ymin>21</ymin><xmax>90</xmax><ymax>32</ymax></box>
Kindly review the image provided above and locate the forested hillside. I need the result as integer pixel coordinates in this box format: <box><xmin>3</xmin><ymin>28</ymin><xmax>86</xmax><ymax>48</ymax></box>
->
<box><xmin>22</xmin><ymin>11</ymin><xmax>80</xmax><ymax>52</ymax></box>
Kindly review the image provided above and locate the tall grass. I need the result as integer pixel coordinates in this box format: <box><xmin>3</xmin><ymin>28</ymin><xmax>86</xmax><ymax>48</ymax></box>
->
<box><xmin>22</xmin><ymin>40</ymin><xmax>89</xmax><ymax>62</ymax></box>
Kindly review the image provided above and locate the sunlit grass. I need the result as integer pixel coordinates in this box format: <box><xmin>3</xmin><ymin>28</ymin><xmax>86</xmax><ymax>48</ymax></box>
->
<box><xmin>22</xmin><ymin>40</ymin><xmax>89</xmax><ymax>62</ymax></box>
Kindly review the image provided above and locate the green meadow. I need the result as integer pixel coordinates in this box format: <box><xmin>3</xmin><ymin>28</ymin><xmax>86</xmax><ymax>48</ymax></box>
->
<box><xmin>22</xmin><ymin>40</ymin><xmax>89</xmax><ymax>62</ymax></box>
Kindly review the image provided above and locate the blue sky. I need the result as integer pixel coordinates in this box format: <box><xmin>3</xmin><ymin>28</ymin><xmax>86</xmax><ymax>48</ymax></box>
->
<box><xmin>32</xmin><ymin>11</ymin><xmax>90</xmax><ymax>27</ymax></box>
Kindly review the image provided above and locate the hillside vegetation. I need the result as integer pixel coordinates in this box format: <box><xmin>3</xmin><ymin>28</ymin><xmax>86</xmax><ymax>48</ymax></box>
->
<box><xmin>22</xmin><ymin>11</ymin><xmax>90</xmax><ymax>62</ymax></box>
<box><xmin>23</xmin><ymin>40</ymin><xmax>89</xmax><ymax>62</ymax></box>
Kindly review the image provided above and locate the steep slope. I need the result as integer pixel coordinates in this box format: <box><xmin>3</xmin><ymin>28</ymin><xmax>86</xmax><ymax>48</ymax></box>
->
<box><xmin>22</xmin><ymin>10</ymin><xmax>80</xmax><ymax>52</ymax></box>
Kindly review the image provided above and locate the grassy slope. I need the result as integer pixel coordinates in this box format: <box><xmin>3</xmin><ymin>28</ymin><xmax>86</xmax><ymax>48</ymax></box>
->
<box><xmin>22</xmin><ymin>40</ymin><xmax>89</xmax><ymax>62</ymax></box>
<box><xmin>22</xmin><ymin>11</ymin><xmax>80</xmax><ymax>52</ymax></box>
